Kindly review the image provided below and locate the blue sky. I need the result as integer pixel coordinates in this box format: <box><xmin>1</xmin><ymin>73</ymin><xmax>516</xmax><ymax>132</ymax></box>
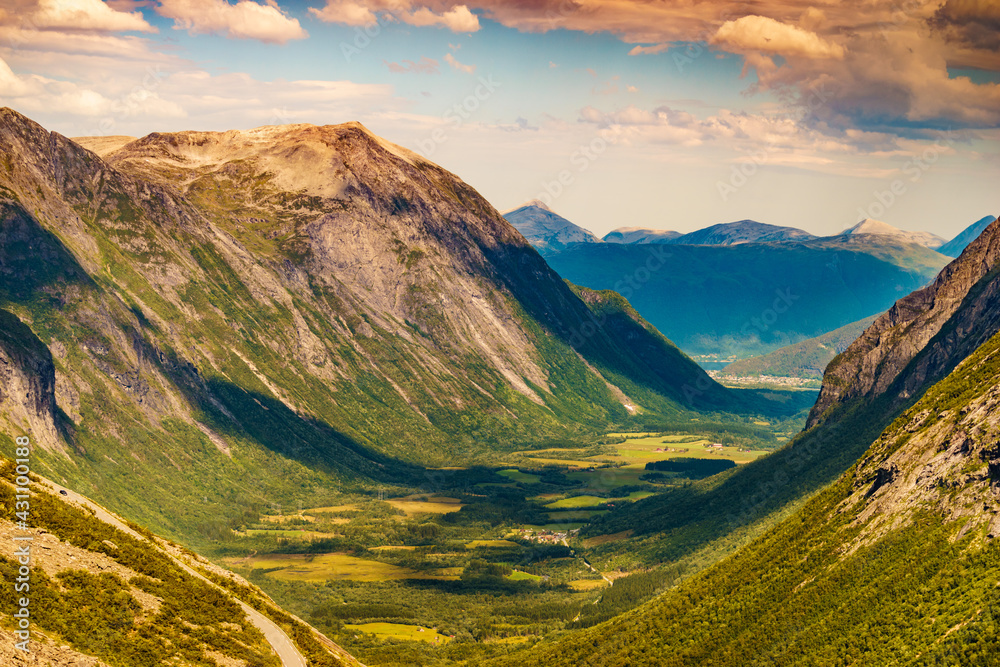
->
<box><xmin>1</xmin><ymin>0</ymin><xmax>997</xmax><ymax>239</ymax></box>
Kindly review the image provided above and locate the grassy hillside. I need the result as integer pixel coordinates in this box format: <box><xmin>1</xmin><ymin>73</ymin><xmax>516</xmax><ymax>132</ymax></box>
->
<box><xmin>544</xmin><ymin>239</ymin><xmax>947</xmax><ymax>356</ymax></box>
<box><xmin>720</xmin><ymin>314</ymin><xmax>879</xmax><ymax>379</ymax></box>
<box><xmin>0</xmin><ymin>454</ymin><xmax>354</xmax><ymax>666</ymax></box>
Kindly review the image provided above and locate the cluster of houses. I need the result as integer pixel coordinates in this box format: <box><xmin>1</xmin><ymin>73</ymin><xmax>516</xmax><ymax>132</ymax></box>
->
<box><xmin>514</xmin><ymin>528</ymin><xmax>571</xmax><ymax>544</ymax></box>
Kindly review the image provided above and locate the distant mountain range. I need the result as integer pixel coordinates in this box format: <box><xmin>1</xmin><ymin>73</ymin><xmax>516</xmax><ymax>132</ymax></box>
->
<box><xmin>670</xmin><ymin>219</ymin><xmax>816</xmax><ymax>245</ymax></box>
<box><xmin>506</xmin><ymin>205</ymin><xmax>996</xmax><ymax>356</ymax></box>
<box><xmin>508</xmin><ymin>203</ymin><xmax>983</xmax><ymax>256</ymax></box>
<box><xmin>542</xmin><ymin>238</ymin><xmax>948</xmax><ymax>357</ymax></box>
<box><xmin>603</xmin><ymin>227</ymin><xmax>681</xmax><ymax>244</ymax></box>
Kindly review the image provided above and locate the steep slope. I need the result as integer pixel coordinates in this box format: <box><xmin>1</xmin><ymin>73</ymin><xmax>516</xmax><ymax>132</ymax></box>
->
<box><xmin>501</xmin><ymin>200</ymin><xmax>602</xmax><ymax>254</ymax></box>
<box><xmin>840</xmin><ymin>217</ymin><xmax>946</xmax><ymax>248</ymax></box>
<box><xmin>543</xmin><ymin>238</ymin><xmax>947</xmax><ymax>356</ymax></box>
<box><xmin>0</xmin><ymin>108</ymin><xmax>766</xmax><ymax>540</ymax></box>
<box><xmin>499</xmin><ymin>313</ymin><xmax>1000</xmax><ymax>667</ymax></box>
<box><xmin>939</xmin><ymin>214</ymin><xmax>997</xmax><ymax>257</ymax></box>
<box><xmin>0</xmin><ymin>455</ymin><xmax>358</xmax><ymax>666</ymax></box>
<box><xmin>719</xmin><ymin>314</ymin><xmax>879</xmax><ymax>379</ymax></box>
<box><xmin>671</xmin><ymin>219</ymin><xmax>815</xmax><ymax>245</ymax></box>
<box><xmin>809</xmin><ymin>215</ymin><xmax>1000</xmax><ymax>428</ymax></box>
<box><xmin>603</xmin><ymin>226</ymin><xmax>680</xmax><ymax>244</ymax></box>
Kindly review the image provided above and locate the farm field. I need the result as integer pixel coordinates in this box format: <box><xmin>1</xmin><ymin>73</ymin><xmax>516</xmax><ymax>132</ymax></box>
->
<box><xmin>546</xmin><ymin>510</ymin><xmax>608</xmax><ymax>521</ymax></box>
<box><xmin>512</xmin><ymin>434</ymin><xmax>766</xmax><ymax>476</ymax></box>
<box><xmin>544</xmin><ymin>491</ymin><xmax>653</xmax><ymax>509</ymax></box>
<box><xmin>466</xmin><ymin>540</ymin><xmax>518</xmax><ymax>548</ymax></box>
<box><xmin>243</xmin><ymin>528</ymin><xmax>342</xmax><ymax>540</ymax></box>
<box><xmin>497</xmin><ymin>469</ymin><xmax>541</xmax><ymax>484</ymax></box>
<box><xmin>387</xmin><ymin>495</ymin><xmax>464</xmax><ymax>517</ymax></box>
<box><xmin>569</xmin><ymin>579</ymin><xmax>609</xmax><ymax>591</ymax></box>
<box><xmin>223</xmin><ymin>552</ymin><xmax>458</xmax><ymax>582</ymax></box>
<box><xmin>344</xmin><ymin>622</ymin><xmax>451</xmax><ymax>644</ymax></box>
<box><xmin>308</xmin><ymin>504</ymin><xmax>359</xmax><ymax>514</ymax></box>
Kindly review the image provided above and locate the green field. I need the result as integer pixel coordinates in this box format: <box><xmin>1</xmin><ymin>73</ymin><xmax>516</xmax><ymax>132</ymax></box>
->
<box><xmin>594</xmin><ymin>435</ymin><xmax>766</xmax><ymax>466</ymax></box>
<box><xmin>344</xmin><ymin>622</ymin><xmax>451</xmax><ymax>644</ymax></box>
<box><xmin>498</xmin><ymin>469</ymin><xmax>541</xmax><ymax>484</ymax></box>
<box><xmin>225</xmin><ymin>553</ymin><xmax>457</xmax><ymax>582</ymax></box>
<box><xmin>509</xmin><ymin>570</ymin><xmax>544</xmax><ymax>582</ymax></box>
<box><xmin>387</xmin><ymin>495</ymin><xmax>464</xmax><ymax>517</ymax></box>
<box><xmin>544</xmin><ymin>491</ymin><xmax>653</xmax><ymax>509</ymax></box>
<box><xmin>547</xmin><ymin>510</ymin><xmax>608</xmax><ymax>521</ymax></box>
<box><xmin>512</xmin><ymin>434</ymin><xmax>767</xmax><ymax>478</ymax></box>
<box><xmin>466</xmin><ymin>540</ymin><xmax>519</xmax><ymax>549</ymax></box>
<box><xmin>244</xmin><ymin>529</ymin><xmax>342</xmax><ymax>540</ymax></box>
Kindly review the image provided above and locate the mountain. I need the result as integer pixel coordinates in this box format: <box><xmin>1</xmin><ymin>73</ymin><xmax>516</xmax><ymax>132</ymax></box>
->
<box><xmin>501</xmin><ymin>199</ymin><xmax>602</xmax><ymax>254</ymax></box>
<box><xmin>603</xmin><ymin>227</ymin><xmax>681</xmax><ymax>244</ymax></box>
<box><xmin>0</xmin><ymin>108</ymin><xmax>787</xmax><ymax>542</ymax></box>
<box><xmin>719</xmin><ymin>313</ymin><xmax>879</xmax><ymax>379</ymax></box>
<box><xmin>501</xmin><ymin>218</ymin><xmax>1000</xmax><ymax>667</ymax></box>
<box><xmin>542</xmin><ymin>237</ymin><xmax>948</xmax><ymax>356</ymax></box>
<box><xmin>603</xmin><ymin>220</ymin><xmax>813</xmax><ymax>246</ymax></box>
<box><xmin>938</xmin><ymin>214</ymin><xmax>997</xmax><ymax>257</ymax></box>
<box><xmin>671</xmin><ymin>219</ymin><xmax>815</xmax><ymax>245</ymax></box>
<box><xmin>0</xmin><ymin>461</ymin><xmax>358</xmax><ymax>666</ymax></box>
<box><xmin>839</xmin><ymin>217</ymin><xmax>946</xmax><ymax>248</ymax></box>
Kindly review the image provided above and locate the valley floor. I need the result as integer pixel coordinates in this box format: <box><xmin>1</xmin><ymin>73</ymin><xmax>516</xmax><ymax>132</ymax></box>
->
<box><xmin>204</xmin><ymin>424</ymin><xmax>798</xmax><ymax>666</ymax></box>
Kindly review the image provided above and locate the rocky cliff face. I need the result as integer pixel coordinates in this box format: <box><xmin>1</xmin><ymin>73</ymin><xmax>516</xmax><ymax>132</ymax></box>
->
<box><xmin>843</xmin><ymin>336</ymin><xmax>1000</xmax><ymax>549</ymax></box>
<box><xmin>0</xmin><ymin>309</ymin><xmax>60</xmax><ymax>452</ymax></box>
<box><xmin>808</xmin><ymin>216</ymin><xmax>1000</xmax><ymax>428</ymax></box>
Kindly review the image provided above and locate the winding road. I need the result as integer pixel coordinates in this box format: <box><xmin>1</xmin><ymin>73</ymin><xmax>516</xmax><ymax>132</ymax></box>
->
<box><xmin>48</xmin><ymin>480</ymin><xmax>316</xmax><ymax>667</ymax></box>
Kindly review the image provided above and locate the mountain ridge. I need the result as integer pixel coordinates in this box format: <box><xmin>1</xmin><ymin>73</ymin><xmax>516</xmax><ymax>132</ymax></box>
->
<box><xmin>938</xmin><ymin>214</ymin><xmax>998</xmax><ymax>257</ymax></box>
<box><xmin>839</xmin><ymin>217</ymin><xmax>945</xmax><ymax>249</ymax></box>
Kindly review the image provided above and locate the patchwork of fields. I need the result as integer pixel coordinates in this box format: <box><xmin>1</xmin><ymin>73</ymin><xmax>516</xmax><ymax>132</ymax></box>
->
<box><xmin>211</xmin><ymin>429</ymin><xmax>780</xmax><ymax>664</ymax></box>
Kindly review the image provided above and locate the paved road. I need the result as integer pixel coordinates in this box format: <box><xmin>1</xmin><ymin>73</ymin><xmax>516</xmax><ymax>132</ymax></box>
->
<box><xmin>50</xmin><ymin>481</ymin><xmax>309</xmax><ymax>667</ymax></box>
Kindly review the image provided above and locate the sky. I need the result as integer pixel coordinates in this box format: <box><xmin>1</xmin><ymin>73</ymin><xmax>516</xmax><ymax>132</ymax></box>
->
<box><xmin>0</xmin><ymin>0</ymin><xmax>998</xmax><ymax>239</ymax></box>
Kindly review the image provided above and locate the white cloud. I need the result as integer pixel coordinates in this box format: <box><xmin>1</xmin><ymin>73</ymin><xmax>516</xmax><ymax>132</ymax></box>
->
<box><xmin>0</xmin><ymin>53</ymin><xmax>185</xmax><ymax>122</ymax></box>
<box><xmin>712</xmin><ymin>15</ymin><xmax>844</xmax><ymax>60</ymax></box>
<box><xmin>307</xmin><ymin>0</ymin><xmax>377</xmax><ymax>27</ymax></box>
<box><xmin>406</xmin><ymin>5</ymin><xmax>478</xmax><ymax>32</ymax></box>
<box><xmin>309</xmin><ymin>0</ymin><xmax>479</xmax><ymax>33</ymax></box>
<box><xmin>444</xmin><ymin>52</ymin><xmax>475</xmax><ymax>74</ymax></box>
<box><xmin>156</xmin><ymin>0</ymin><xmax>308</xmax><ymax>43</ymax></box>
<box><xmin>4</xmin><ymin>0</ymin><xmax>156</xmax><ymax>33</ymax></box>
